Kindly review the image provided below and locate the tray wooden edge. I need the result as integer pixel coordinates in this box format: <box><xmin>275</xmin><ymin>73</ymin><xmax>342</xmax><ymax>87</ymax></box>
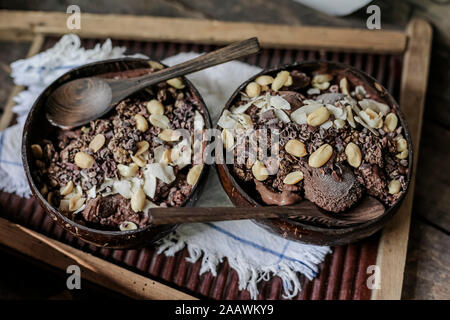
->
<box><xmin>371</xmin><ymin>18</ymin><xmax>432</xmax><ymax>300</ymax></box>
<box><xmin>0</xmin><ymin>217</ymin><xmax>196</xmax><ymax>300</ymax></box>
<box><xmin>0</xmin><ymin>10</ymin><xmax>407</xmax><ymax>53</ymax></box>
<box><xmin>0</xmin><ymin>11</ymin><xmax>432</xmax><ymax>300</ymax></box>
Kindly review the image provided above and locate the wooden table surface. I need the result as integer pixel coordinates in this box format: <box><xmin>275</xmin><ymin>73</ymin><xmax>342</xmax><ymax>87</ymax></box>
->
<box><xmin>0</xmin><ymin>0</ymin><xmax>448</xmax><ymax>300</ymax></box>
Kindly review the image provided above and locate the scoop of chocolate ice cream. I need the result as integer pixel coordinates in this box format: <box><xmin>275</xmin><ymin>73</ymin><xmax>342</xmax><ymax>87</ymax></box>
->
<box><xmin>83</xmin><ymin>194</ymin><xmax>149</xmax><ymax>228</ymax></box>
<box><xmin>301</xmin><ymin>162</ymin><xmax>363</xmax><ymax>213</ymax></box>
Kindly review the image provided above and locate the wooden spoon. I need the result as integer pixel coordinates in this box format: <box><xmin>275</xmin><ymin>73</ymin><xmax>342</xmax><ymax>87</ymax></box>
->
<box><xmin>149</xmin><ymin>196</ymin><xmax>385</xmax><ymax>227</ymax></box>
<box><xmin>46</xmin><ymin>38</ymin><xmax>261</xmax><ymax>128</ymax></box>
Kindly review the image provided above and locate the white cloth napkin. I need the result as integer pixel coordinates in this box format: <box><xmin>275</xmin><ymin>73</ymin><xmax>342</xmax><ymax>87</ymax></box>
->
<box><xmin>0</xmin><ymin>35</ymin><xmax>330</xmax><ymax>299</ymax></box>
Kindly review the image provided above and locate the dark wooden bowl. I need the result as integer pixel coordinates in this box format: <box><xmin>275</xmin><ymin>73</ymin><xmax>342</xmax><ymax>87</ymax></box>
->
<box><xmin>216</xmin><ymin>61</ymin><xmax>413</xmax><ymax>246</ymax></box>
<box><xmin>22</xmin><ymin>58</ymin><xmax>211</xmax><ymax>249</ymax></box>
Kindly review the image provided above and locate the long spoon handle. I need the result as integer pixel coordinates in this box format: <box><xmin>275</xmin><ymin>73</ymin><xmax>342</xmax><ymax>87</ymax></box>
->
<box><xmin>125</xmin><ymin>38</ymin><xmax>260</xmax><ymax>92</ymax></box>
<box><xmin>149</xmin><ymin>197</ymin><xmax>384</xmax><ymax>227</ymax></box>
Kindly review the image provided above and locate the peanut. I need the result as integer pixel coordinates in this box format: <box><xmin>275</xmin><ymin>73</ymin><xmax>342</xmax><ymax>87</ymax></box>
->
<box><xmin>69</xmin><ymin>194</ymin><xmax>85</xmax><ymax>212</ymax></box>
<box><xmin>222</xmin><ymin>129</ymin><xmax>235</xmax><ymax>151</ymax></box>
<box><xmin>345</xmin><ymin>142</ymin><xmax>362</xmax><ymax>168</ymax></box>
<box><xmin>131</xmin><ymin>154</ymin><xmax>146</xmax><ymax>167</ymax></box>
<box><xmin>60</xmin><ymin>181</ymin><xmax>74</xmax><ymax>196</ymax></box>
<box><xmin>384</xmin><ymin>113</ymin><xmax>398</xmax><ymax>132</ymax></box>
<box><xmin>283</xmin><ymin>171</ymin><xmax>304</xmax><ymax>185</ymax></box>
<box><xmin>245</xmin><ymin>82</ymin><xmax>261</xmax><ymax>98</ymax></box>
<box><xmin>397</xmin><ymin>138</ymin><xmax>408</xmax><ymax>152</ymax></box>
<box><xmin>131</xmin><ymin>187</ymin><xmax>146</xmax><ymax>212</ymax></box>
<box><xmin>252</xmin><ymin>160</ymin><xmax>269</xmax><ymax>181</ymax></box>
<box><xmin>284</xmin><ymin>75</ymin><xmax>293</xmax><ymax>87</ymax></box>
<box><xmin>166</xmin><ymin>77</ymin><xmax>185</xmax><ymax>89</ymax></box>
<box><xmin>158</xmin><ymin>129</ymin><xmax>181</xmax><ymax>142</ymax></box>
<box><xmin>187</xmin><ymin>164</ymin><xmax>203</xmax><ymax>186</ymax></box>
<box><xmin>255</xmin><ymin>75</ymin><xmax>274</xmax><ymax>86</ymax></box>
<box><xmin>74</xmin><ymin>152</ymin><xmax>94</xmax><ymax>169</ymax></box>
<box><xmin>271</xmin><ymin>71</ymin><xmax>290</xmax><ymax>92</ymax></box>
<box><xmin>285</xmin><ymin>139</ymin><xmax>307</xmax><ymax>158</ymax></box>
<box><xmin>388</xmin><ymin>179</ymin><xmax>401</xmax><ymax>194</ymax></box>
<box><xmin>147</xmin><ymin>99</ymin><xmax>165</xmax><ymax>115</ymax></box>
<box><xmin>339</xmin><ymin>77</ymin><xmax>349</xmax><ymax>95</ymax></box>
<box><xmin>149</xmin><ymin>114</ymin><xmax>170</xmax><ymax>129</ymax></box>
<box><xmin>119</xmin><ymin>221</ymin><xmax>138</xmax><ymax>231</ymax></box>
<box><xmin>308</xmin><ymin>144</ymin><xmax>333</xmax><ymax>168</ymax></box>
<box><xmin>396</xmin><ymin>150</ymin><xmax>408</xmax><ymax>160</ymax></box>
<box><xmin>89</xmin><ymin>134</ymin><xmax>106</xmax><ymax>152</ymax></box>
<box><xmin>31</xmin><ymin>144</ymin><xmax>43</xmax><ymax>159</ymax></box>
<box><xmin>148</xmin><ymin>60</ymin><xmax>164</xmax><ymax>70</ymax></box>
<box><xmin>118</xmin><ymin>163</ymin><xmax>139</xmax><ymax>177</ymax></box>
<box><xmin>312</xmin><ymin>74</ymin><xmax>332</xmax><ymax>90</ymax></box>
<box><xmin>135</xmin><ymin>114</ymin><xmax>148</xmax><ymax>132</ymax></box>
<box><xmin>136</xmin><ymin>141</ymin><xmax>150</xmax><ymax>156</ymax></box>
<box><xmin>307</xmin><ymin>106</ymin><xmax>330</xmax><ymax>126</ymax></box>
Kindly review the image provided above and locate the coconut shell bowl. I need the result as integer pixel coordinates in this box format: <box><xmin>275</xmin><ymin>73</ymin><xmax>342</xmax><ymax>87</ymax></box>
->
<box><xmin>22</xmin><ymin>58</ymin><xmax>211</xmax><ymax>249</ymax></box>
<box><xmin>216</xmin><ymin>61</ymin><xmax>413</xmax><ymax>246</ymax></box>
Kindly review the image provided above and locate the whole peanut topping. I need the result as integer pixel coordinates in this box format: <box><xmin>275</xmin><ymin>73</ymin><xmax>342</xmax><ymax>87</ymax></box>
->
<box><xmin>306</xmin><ymin>106</ymin><xmax>330</xmax><ymax>126</ymax></box>
<box><xmin>308</xmin><ymin>144</ymin><xmax>333</xmax><ymax>168</ymax></box>
<box><xmin>89</xmin><ymin>134</ymin><xmax>106</xmax><ymax>152</ymax></box>
<box><xmin>285</xmin><ymin>139</ymin><xmax>307</xmax><ymax>158</ymax></box>
<box><xmin>283</xmin><ymin>171</ymin><xmax>304</xmax><ymax>185</ymax></box>
<box><xmin>74</xmin><ymin>152</ymin><xmax>94</xmax><ymax>169</ymax></box>
<box><xmin>345</xmin><ymin>142</ymin><xmax>362</xmax><ymax>168</ymax></box>
<box><xmin>252</xmin><ymin>160</ymin><xmax>269</xmax><ymax>181</ymax></box>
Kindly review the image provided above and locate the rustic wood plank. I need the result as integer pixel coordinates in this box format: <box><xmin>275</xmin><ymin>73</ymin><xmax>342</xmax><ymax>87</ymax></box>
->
<box><xmin>0</xmin><ymin>34</ymin><xmax>44</xmax><ymax>130</ymax></box>
<box><xmin>402</xmin><ymin>217</ymin><xmax>450</xmax><ymax>299</ymax></box>
<box><xmin>413</xmin><ymin>122</ymin><xmax>450</xmax><ymax>230</ymax></box>
<box><xmin>0</xmin><ymin>217</ymin><xmax>196</xmax><ymax>300</ymax></box>
<box><xmin>372</xmin><ymin>18</ymin><xmax>432</xmax><ymax>300</ymax></box>
<box><xmin>0</xmin><ymin>10</ymin><xmax>407</xmax><ymax>53</ymax></box>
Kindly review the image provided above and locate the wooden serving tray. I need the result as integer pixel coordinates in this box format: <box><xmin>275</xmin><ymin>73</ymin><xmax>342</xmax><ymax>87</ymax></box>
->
<box><xmin>0</xmin><ymin>11</ymin><xmax>431</xmax><ymax>300</ymax></box>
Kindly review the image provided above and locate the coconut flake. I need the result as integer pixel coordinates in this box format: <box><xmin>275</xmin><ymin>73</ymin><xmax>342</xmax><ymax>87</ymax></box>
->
<box><xmin>358</xmin><ymin>99</ymin><xmax>390</xmax><ymax>115</ymax></box>
<box><xmin>171</xmin><ymin>139</ymin><xmax>192</xmax><ymax>168</ymax></box>
<box><xmin>87</xmin><ymin>186</ymin><xmax>96</xmax><ymax>199</ymax></box>
<box><xmin>144</xmin><ymin>163</ymin><xmax>176</xmax><ymax>184</ymax></box>
<box><xmin>326</xmin><ymin>104</ymin><xmax>346</xmax><ymax>120</ymax></box>
<box><xmin>217</xmin><ymin>110</ymin><xmax>238</xmax><ymax>129</ymax></box>
<box><xmin>307</xmin><ymin>88</ymin><xmax>321</xmax><ymax>95</ymax></box>
<box><xmin>334</xmin><ymin>119</ymin><xmax>346</xmax><ymax>129</ymax></box>
<box><xmin>320</xmin><ymin>120</ymin><xmax>333</xmax><ymax>129</ymax></box>
<box><xmin>270</xmin><ymin>95</ymin><xmax>291</xmax><ymax>110</ymax></box>
<box><xmin>113</xmin><ymin>180</ymin><xmax>133</xmax><ymax>199</ymax></box>
<box><xmin>143</xmin><ymin>173</ymin><xmax>156</xmax><ymax>199</ymax></box>
<box><xmin>290</xmin><ymin>109</ymin><xmax>307</xmax><ymax>124</ymax></box>
<box><xmin>354</xmin><ymin>116</ymin><xmax>379</xmax><ymax>136</ymax></box>
<box><xmin>274</xmin><ymin>109</ymin><xmax>291</xmax><ymax>123</ymax></box>
<box><xmin>354</xmin><ymin>85</ymin><xmax>366</xmax><ymax>97</ymax></box>
<box><xmin>153</xmin><ymin>145</ymin><xmax>168</xmax><ymax>164</ymax></box>
<box><xmin>194</xmin><ymin>111</ymin><xmax>205</xmax><ymax>130</ymax></box>
<box><xmin>359</xmin><ymin>110</ymin><xmax>381</xmax><ymax>128</ymax></box>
